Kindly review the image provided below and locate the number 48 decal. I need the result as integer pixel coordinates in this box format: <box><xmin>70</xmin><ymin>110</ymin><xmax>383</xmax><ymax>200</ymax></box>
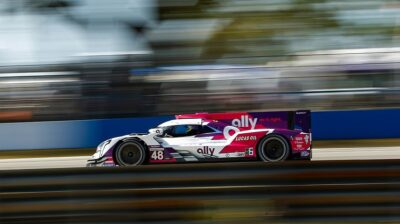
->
<box><xmin>151</xmin><ymin>151</ymin><xmax>164</xmax><ymax>160</ymax></box>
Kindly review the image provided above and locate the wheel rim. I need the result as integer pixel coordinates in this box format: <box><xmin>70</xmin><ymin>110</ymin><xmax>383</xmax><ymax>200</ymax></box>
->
<box><xmin>261</xmin><ymin>137</ymin><xmax>287</xmax><ymax>161</ymax></box>
<box><xmin>117</xmin><ymin>143</ymin><xmax>142</xmax><ymax>165</ymax></box>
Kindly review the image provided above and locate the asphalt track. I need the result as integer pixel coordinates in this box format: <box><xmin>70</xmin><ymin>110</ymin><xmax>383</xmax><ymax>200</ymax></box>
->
<box><xmin>1</xmin><ymin>146</ymin><xmax>400</xmax><ymax>170</ymax></box>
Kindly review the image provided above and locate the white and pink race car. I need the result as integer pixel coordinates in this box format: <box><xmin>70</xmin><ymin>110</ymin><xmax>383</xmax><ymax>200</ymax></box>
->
<box><xmin>87</xmin><ymin>111</ymin><xmax>311</xmax><ymax>166</ymax></box>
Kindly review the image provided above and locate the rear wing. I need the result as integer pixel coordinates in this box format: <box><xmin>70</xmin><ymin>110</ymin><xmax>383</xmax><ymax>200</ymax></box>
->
<box><xmin>176</xmin><ymin>110</ymin><xmax>311</xmax><ymax>133</ymax></box>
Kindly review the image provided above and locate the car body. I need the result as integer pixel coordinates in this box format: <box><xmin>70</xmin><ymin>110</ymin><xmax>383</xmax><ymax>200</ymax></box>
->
<box><xmin>87</xmin><ymin>110</ymin><xmax>311</xmax><ymax>166</ymax></box>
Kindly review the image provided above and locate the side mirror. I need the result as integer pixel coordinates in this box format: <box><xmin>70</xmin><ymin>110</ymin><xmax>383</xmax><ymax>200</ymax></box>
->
<box><xmin>149</xmin><ymin>128</ymin><xmax>164</xmax><ymax>136</ymax></box>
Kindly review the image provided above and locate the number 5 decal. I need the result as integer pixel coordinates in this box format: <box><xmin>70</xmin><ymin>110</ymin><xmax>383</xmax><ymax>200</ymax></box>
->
<box><xmin>151</xmin><ymin>151</ymin><xmax>164</xmax><ymax>160</ymax></box>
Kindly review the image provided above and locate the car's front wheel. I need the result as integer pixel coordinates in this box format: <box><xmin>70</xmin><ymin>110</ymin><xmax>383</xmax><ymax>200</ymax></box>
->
<box><xmin>114</xmin><ymin>139</ymin><xmax>147</xmax><ymax>166</ymax></box>
<box><xmin>257</xmin><ymin>134</ymin><xmax>290</xmax><ymax>162</ymax></box>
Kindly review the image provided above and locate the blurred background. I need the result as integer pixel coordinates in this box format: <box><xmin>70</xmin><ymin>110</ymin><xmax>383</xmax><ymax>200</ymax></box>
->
<box><xmin>0</xmin><ymin>0</ymin><xmax>399</xmax><ymax>122</ymax></box>
<box><xmin>1</xmin><ymin>1</ymin><xmax>400</xmax><ymax>224</ymax></box>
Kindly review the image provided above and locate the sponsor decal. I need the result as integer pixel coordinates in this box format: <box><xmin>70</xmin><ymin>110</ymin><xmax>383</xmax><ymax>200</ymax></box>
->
<box><xmin>291</xmin><ymin>133</ymin><xmax>311</xmax><ymax>150</ymax></box>
<box><xmin>197</xmin><ymin>146</ymin><xmax>215</xmax><ymax>156</ymax></box>
<box><xmin>223</xmin><ymin>126</ymin><xmax>240</xmax><ymax>140</ymax></box>
<box><xmin>149</xmin><ymin>147</ymin><xmax>164</xmax><ymax>151</ymax></box>
<box><xmin>259</xmin><ymin>117</ymin><xmax>282</xmax><ymax>123</ymax></box>
<box><xmin>232</xmin><ymin>115</ymin><xmax>258</xmax><ymax>129</ymax></box>
<box><xmin>223</xmin><ymin>115</ymin><xmax>258</xmax><ymax>139</ymax></box>
<box><xmin>235</xmin><ymin>136</ymin><xmax>257</xmax><ymax>141</ymax></box>
<box><xmin>304</xmin><ymin>134</ymin><xmax>310</xmax><ymax>144</ymax></box>
<box><xmin>301</xmin><ymin>151</ymin><xmax>310</xmax><ymax>157</ymax></box>
<box><xmin>238</xmin><ymin>152</ymin><xmax>245</xmax><ymax>157</ymax></box>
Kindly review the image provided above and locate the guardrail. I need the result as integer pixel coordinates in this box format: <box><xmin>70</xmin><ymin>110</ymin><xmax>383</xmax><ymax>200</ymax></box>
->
<box><xmin>1</xmin><ymin>160</ymin><xmax>400</xmax><ymax>224</ymax></box>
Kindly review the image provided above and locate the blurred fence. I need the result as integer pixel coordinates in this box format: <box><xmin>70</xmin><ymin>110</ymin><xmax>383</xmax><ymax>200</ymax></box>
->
<box><xmin>0</xmin><ymin>0</ymin><xmax>399</xmax><ymax>122</ymax></box>
<box><xmin>1</xmin><ymin>160</ymin><xmax>400</xmax><ymax>223</ymax></box>
<box><xmin>0</xmin><ymin>60</ymin><xmax>399</xmax><ymax>122</ymax></box>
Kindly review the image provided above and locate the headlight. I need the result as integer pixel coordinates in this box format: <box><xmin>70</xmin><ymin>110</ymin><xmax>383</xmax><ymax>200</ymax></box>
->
<box><xmin>97</xmin><ymin>139</ymin><xmax>111</xmax><ymax>152</ymax></box>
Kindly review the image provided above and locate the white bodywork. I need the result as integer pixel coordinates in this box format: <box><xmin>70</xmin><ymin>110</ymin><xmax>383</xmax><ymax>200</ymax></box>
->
<box><xmin>158</xmin><ymin>119</ymin><xmax>204</xmax><ymax>127</ymax></box>
<box><xmin>92</xmin><ymin>119</ymin><xmax>274</xmax><ymax>161</ymax></box>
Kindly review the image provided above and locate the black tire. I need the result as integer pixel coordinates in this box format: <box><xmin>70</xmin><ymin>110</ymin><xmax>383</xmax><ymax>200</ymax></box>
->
<box><xmin>257</xmin><ymin>134</ymin><xmax>290</xmax><ymax>162</ymax></box>
<box><xmin>114</xmin><ymin>139</ymin><xmax>147</xmax><ymax>166</ymax></box>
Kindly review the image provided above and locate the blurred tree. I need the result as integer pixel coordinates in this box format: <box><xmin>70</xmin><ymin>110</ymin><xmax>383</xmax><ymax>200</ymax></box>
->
<box><xmin>155</xmin><ymin>0</ymin><xmax>399</xmax><ymax>65</ymax></box>
<box><xmin>155</xmin><ymin>0</ymin><xmax>340</xmax><ymax>64</ymax></box>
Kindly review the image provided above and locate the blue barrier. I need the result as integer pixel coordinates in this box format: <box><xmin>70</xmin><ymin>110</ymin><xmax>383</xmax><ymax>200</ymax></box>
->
<box><xmin>312</xmin><ymin>109</ymin><xmax>400</xmax><ymax>140</ymax></box>
<box><xmin>0</xmin><ymin>109</ymin><xmax>399</xmax><ymax>150</ymax></box>
<box><xmin>0</xmin><ymin>116</ymin><xmax>173</xmax><ymax>150</ymax></box>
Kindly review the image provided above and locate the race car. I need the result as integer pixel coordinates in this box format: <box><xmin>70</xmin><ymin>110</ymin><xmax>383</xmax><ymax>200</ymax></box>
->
<box><xmin>87</xmin><ymin>110</ymin><xmax>311</xmax><ymax>166</ymax></box>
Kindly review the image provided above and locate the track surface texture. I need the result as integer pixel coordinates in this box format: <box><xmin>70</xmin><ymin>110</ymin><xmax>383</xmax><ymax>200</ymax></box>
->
<box><xmin>1</xmin><ymin>159</ymin><xmax>400</xmax><ymax>224</ymax></box>
<box><xmin>1</xmin><ymin>146</ymin><xmax>400</xmax><ymax>170</ymax></box>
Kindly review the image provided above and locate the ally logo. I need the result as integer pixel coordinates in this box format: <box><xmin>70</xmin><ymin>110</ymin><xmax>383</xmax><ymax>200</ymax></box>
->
<box><xmin>197</xmin><ymin>146</ymin><xmax>215</xmax><ymax>156</ymax></box>
<box><xmin>223</xmin><ymin>115</ymin><xmax>258</xmax><ymax>139</ymax></box>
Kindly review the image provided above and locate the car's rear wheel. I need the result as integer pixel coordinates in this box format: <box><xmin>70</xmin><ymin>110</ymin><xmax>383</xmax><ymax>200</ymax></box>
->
<box><xmin>257</xmin><ymin>134</ymin><xmax>290</xmax><ymax>162</ymax></box>
<box><xmin>115</xmin><ymin>140</ymin><xmax>146</xmax><ymax>166</ymax></box>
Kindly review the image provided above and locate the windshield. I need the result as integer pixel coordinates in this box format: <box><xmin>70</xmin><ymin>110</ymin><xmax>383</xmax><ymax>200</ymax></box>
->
<box><xmin>162</xmin><ymin>125</ymin><xmax>214</xmax><ymax>137</ymax></box>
